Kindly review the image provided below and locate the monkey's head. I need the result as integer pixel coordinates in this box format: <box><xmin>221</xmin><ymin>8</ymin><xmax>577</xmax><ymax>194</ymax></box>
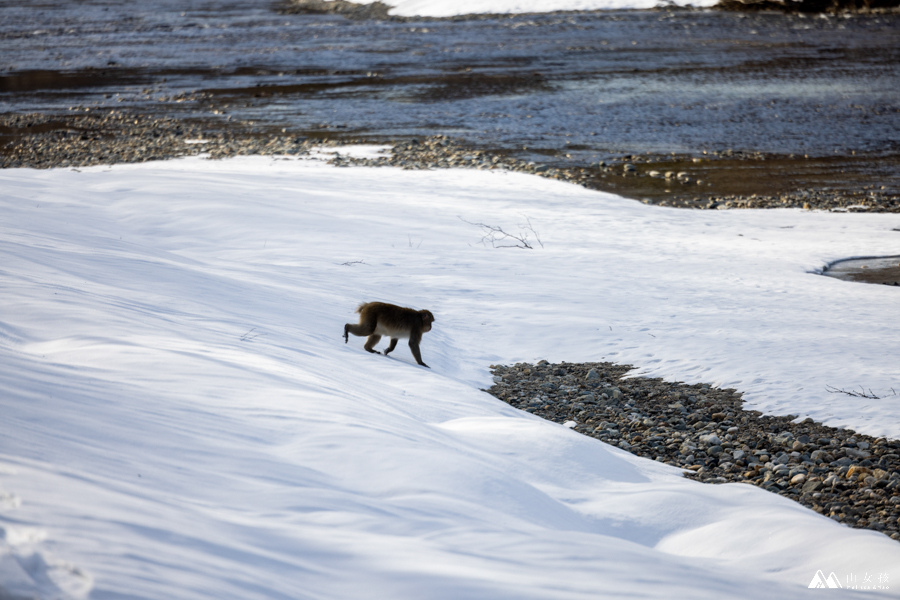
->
<box><xmin>419</xmin><ymin>310</ymin><xmax>435</xmax><ymax>332</ymax></box>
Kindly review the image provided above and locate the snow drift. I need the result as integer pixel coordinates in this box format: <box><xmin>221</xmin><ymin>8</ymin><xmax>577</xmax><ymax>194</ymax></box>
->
<box><xmin>1</xmin><ymin>154</ymin><xmax>898</xmax><ymax>598</ymax></box>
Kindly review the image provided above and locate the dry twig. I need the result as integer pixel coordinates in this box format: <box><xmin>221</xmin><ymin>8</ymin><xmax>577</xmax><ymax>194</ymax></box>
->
<box><xmin>459</xmin><ymin>216</ymin><xmax>543</xmax><ymax>249</ymax></box>
<box><xmin>825</xmin><ymin>385</ymin><xmax>898</xmax><ymax>400</ymax></box>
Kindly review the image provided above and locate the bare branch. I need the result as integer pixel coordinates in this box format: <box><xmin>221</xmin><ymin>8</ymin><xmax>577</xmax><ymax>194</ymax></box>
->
<box><xmin>825</xmin><ymin>385</ymin><xmax>898</xmax><ymax>400</ymax></box>
<box><xmin>458</xmin><ymin>216</ymin><xmax>542</xmax><ymax>249</ymax></box>
<box><xmin>521</xmin><ymin>216</ymin><xmax>544</xmax><ymax>249</ymax></box>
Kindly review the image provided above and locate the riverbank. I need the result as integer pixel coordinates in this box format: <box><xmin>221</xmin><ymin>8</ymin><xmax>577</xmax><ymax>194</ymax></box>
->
<box><xmin>3</xmin><ymin>111</ymin><xmax>899</xmax><ymax>212</ymax></box>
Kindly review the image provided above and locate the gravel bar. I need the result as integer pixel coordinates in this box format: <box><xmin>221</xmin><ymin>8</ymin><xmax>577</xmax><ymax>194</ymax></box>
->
<box><xmin>2</xmin><ymin>111</ymin><xmax>899</xmax><ymax>213</ymax></box>
<box><xmin>487</xmin><ymin>360</ymin><xmax>900</xmax><ymax>542</ymax></box>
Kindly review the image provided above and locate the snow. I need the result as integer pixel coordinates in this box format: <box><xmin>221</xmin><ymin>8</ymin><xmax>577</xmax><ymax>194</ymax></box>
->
<box><xmin>1</xmin><ymin>154</ymin><xmax>898</xmax><ymax>598</ymax></box>
<box><xmin>351</xmin><ymin>0</ymin><xmax>719</xmax><ymax>17</ymax></box>
<box><xmin>307</xmin><ymin>145</ymin><xmax>393</xmax><ymax>161</ymax></box>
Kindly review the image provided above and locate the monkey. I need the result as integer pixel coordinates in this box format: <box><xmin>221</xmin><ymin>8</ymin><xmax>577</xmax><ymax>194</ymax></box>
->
<box><xmin>343</xmin><ymin>302</ymin><xmax>435</xmax><ymax>368</ymax></box>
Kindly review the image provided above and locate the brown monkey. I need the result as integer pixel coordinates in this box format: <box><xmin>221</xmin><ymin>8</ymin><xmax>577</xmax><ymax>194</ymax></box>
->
<box><xmin>343</xmin><ymin>302</ymin><xmax>435</xmax><ymax>368</ymax></box>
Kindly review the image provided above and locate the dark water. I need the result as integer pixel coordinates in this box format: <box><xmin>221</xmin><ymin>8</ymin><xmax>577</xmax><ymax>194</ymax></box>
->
<box><xmin>1</xmin><ymin>0</ymin><xmax>899</xmax><ymax>198</ymax></box>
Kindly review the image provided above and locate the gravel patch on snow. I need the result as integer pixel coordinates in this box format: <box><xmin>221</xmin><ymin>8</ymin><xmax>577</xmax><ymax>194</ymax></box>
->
<box><xmin>488</xmin><ymin>360</ymin><xmax>900</xmax><ymax>542</ymax></box>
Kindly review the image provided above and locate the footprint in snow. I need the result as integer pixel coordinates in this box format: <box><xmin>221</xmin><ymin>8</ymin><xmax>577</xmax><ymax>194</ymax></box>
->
<box><xmin>0</xmin><ymin>482</ymin><xmax>92</xmax><ymax>599</ymax></box>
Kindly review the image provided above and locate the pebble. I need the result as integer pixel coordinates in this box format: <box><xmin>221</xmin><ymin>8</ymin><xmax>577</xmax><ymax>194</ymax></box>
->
<box><xmin>700</xmin><ymin>433</ymin><xmax>722</xmax><ymax>445</ymax></box>
<box><xmin>488</xmin><ymin>360</ymin><xmax>900</xmax><ymax>542</ymax></box>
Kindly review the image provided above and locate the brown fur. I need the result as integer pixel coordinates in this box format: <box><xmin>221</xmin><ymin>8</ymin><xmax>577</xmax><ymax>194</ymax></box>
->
<box><xmin>343</xmin><ymin>302</ymin><xmax>435</xmax><ymax>367</ymax></box>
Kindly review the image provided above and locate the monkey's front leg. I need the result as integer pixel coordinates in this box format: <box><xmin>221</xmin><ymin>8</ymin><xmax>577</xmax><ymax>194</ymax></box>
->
<box><xmin>409</xmin><ymin>340</ymin><xmax>429</xmax><ymax>368</ymax></box>
<box><xmin>383</xmin><ymin>338</ymin><xmax>399</xmax><ymax>356</ymax></box>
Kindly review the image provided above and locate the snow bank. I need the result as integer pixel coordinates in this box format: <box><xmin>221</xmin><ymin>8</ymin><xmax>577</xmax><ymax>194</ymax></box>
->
<box><xmin>1</xmin><ymin>155</ymin><xmax>898</xmax><ymax>598</ymax></box>
<box><xmin>350</xmin><ymin>0</ymin><xmax>719</xmax><ymax>17</ymax></box>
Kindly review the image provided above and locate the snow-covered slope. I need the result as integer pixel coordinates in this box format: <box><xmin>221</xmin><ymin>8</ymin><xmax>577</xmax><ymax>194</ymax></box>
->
<box><xmin>1</xmin><ymin>154</ymin><xmax>898</xmax><ymax>598</ymax></box>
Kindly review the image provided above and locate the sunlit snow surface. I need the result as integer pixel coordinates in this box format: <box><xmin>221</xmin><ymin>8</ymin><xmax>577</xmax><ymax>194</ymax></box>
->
<box><xmin>1</xmin><ymin>155</ymin><xmax>899</xmax><ymax>598</ymax></box>
<box><xmin>354</xmin><ymin>0</ymin><xmax>718</xmax><ymax>16</ymax></box>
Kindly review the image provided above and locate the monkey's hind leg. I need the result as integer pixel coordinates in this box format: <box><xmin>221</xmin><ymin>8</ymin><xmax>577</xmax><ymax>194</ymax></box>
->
<box><xmin>383</xmin><ymin>338</ymin><xmax>399</xmax><ymax>356</ymax></box>
<box><xmin>344</xmin><ymin>321</ymin><xmax>374</xmax><ymax>343</ymax></box>
<box><xmin>363</xmin><ymin>334</ymin><xmax>383</xmax><ymax>354</ymax></box>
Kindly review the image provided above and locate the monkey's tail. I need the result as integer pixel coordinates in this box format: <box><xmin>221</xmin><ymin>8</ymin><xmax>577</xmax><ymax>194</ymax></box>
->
<box><xmin>355</xmin><ymin>302</ymin><xmax>370</xmax><ymax>314</ymax></box>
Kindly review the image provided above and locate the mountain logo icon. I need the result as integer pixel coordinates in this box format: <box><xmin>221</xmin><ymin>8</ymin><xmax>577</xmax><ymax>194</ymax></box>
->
<box><xmin>808</xmin><ymin>570</ymin><xmax>843</xmax><ymax>588</ymax></box>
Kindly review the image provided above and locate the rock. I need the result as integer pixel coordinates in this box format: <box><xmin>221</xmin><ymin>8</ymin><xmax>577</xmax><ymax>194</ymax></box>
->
<box><xmin>801</xmin><ymin>479</ymin><xmax>822</xmax><ymax>494</ymax></box>
<box><xmin>845</xmin><ymin>447</ymin><xmax>871</xmax><ymax>459</ymax></box>
<box><xmin>774</xmin><ymin>431</ymin><xmax>794</xmax><ymax>445</ymax></box>
<box><xmin>791</xmin><ymin>473</ymin><xmax>807</xmax><ymax>486</ymax></box>
<box><xmin>601</xmin><ymin>386</ymin><xmax>622</xmax><ymax>400</ymax></box>
<box><xmin>847</xmin><ymin>465</ymin><xmax>869</xmax><ymax>479</ymax></box>
<box><xmin>700</xmin><ymin>433</ymin><xmax>722</xmax><ymax>446</ymax></box>
<box><xmin>680</xmin><ymin>441</ymin><xmax>697</xmax><ymax>453</ymax></box>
